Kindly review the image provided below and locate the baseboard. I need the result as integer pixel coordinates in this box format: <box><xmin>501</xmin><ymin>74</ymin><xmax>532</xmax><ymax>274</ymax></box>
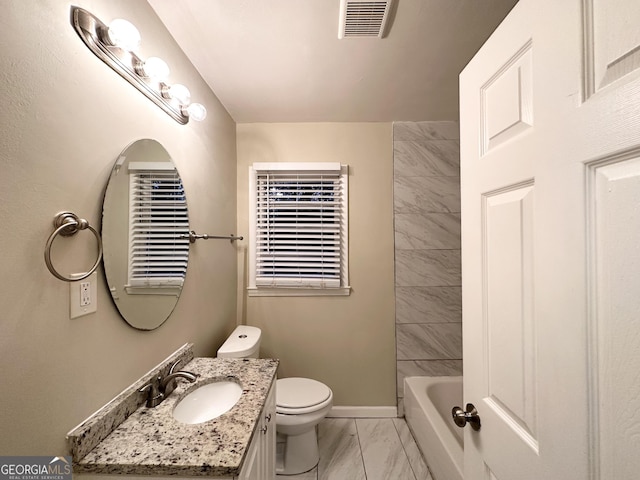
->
<box><xmin>328</xmin><ymin>406</ymin><xmax>398</xmax><ymax>418</ymax></box>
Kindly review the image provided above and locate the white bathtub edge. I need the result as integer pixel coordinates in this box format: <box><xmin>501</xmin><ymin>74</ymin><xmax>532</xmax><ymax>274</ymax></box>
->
<box><xmin>404</xmin><ymin>376</ymin><xmax>464</xmax><ymax>480</ymax></box>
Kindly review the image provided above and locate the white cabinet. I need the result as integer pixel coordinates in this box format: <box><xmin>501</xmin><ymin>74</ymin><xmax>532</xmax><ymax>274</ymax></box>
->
<box><xmin>260</xmin><ymin>380</ymin><xmax>276</xmax><ymax>478</ymax></box>
<box><xmin>238</xmin><ymin>381</ymin><xmax>276</xmax><ymax>480</ymax></box>
<box><xmin>238</xmin><ymin>428</ymin><xmax>260</xmax><ymax>480</ymax></box>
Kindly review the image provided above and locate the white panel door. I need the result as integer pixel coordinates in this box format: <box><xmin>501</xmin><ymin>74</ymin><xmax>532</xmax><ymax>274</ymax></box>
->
<box><xmin>460</xmin><ymin>0</ymin><xmax>640</xmax><ymax>479</ymax></box>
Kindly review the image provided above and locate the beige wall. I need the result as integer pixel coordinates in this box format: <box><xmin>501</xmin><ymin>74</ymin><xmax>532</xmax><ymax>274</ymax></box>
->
<box><xmin>236</xmin><ymin>123</ymin><xmax>396</xmax><ymax>407</ymax></box>
<box><xmin>0</xmin><ymin>0</ymin><xmax>237</xmax><ymax>454</ymax></box>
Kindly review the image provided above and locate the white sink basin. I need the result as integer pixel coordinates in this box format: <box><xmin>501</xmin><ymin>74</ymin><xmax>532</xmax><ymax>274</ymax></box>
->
<box><xmin>172</xmin><ymin>381</ymin><xmax>242</xmax><ymax>424</ymax></box>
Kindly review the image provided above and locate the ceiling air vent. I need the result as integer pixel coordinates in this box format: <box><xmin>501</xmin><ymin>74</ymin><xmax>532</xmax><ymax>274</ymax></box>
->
<box><xmin>338</xmin><ymin>0</ymin><xmax>395</xmax><ymax>39</ymax></box>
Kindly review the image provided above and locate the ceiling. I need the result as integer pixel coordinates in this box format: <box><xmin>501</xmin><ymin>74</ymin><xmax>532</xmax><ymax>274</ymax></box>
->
<box><xmin>148</xmin><ymin>0</ymin><xmax>518</xmax><ymax>123</ymax></box>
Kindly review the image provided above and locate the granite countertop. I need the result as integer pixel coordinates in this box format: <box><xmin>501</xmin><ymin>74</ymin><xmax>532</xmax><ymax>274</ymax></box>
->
<box><xmin>73</xmin><ymin>357</ymin><xmax>279</xmax><ymax>477</ymax></box>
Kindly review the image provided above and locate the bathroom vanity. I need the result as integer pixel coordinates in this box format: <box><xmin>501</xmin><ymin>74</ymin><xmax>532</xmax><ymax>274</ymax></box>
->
<box><xmin>234</xmin><ymin>382</ymin><xmax>276</xmax><ymax>480</ymax></box>
<box><xmin>67</xmin><ymin>345</ymin><xmax>278</xmax><ymax>479</ymax></box>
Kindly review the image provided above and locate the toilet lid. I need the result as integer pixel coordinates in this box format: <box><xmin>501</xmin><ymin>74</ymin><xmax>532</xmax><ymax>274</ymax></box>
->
<box><xmin>276</xmin><ymin>378</ymin><xmax>332</xmax><ymax>409</ymax></box>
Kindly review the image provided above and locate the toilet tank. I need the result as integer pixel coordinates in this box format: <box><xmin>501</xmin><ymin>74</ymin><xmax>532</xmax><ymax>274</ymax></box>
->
<box><xmin>217</xmin><ymin>325</ymin><xmax>262</xmax><ymax>358</ymax></box>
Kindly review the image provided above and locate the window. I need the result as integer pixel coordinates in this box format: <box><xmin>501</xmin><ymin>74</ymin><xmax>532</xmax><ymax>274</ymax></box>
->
<box><xmin>127</xmin><ymin>162</ymin><xmax>189</xmax><ymax>294</ymax></box>
<box><xmin>249</xmin><ymin>162</ymin><xmax>350</xmax><ymax>296</ymax></box>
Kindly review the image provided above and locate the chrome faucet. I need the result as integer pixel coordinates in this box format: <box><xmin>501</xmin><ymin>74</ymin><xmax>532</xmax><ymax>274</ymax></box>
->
<box><xmin>139</xmin><ymin>360</ymin><xmax>198</xmax><ymax>408</ymax></box>
<box><xmin>161</xmin><ymin>370</ymin><xmax>198</xmax><ymax>390</ymax></box>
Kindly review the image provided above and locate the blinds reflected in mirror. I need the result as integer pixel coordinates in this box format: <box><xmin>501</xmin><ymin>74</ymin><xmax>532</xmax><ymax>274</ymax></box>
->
<box><xmin>127</xmin><ymin>162</ymin><xmax>189</xmax><ymax>291</ymax></box>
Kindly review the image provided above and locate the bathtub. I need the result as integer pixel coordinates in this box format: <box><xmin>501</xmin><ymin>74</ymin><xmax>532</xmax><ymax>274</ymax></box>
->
<box><xmin>404</xmin><ymin>376</ymin><xmax>463</xmax><ymax>480</ymax></box>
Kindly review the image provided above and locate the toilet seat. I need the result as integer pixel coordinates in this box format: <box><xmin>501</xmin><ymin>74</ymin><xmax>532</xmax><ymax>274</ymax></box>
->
<box><xmin>276</xmin><ymin>378</ymin><xmax>333</xmax><ymax>415</ymax></box>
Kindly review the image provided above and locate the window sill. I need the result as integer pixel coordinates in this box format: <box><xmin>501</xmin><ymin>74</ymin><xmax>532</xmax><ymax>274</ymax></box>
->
<box><xmin>124</xmin><ymin>285</ymin><xmax>182</xmax><ymax>296</ymax></box>
<box><xmin>247</xmin><ymin>286</ymin><xmax>351</xmax><ymax>297</ymax></box>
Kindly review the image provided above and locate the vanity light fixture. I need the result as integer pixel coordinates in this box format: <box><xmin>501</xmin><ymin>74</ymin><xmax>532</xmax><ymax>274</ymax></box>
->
<box><xmin>70</xmin><ymin>6</ymin><xmax>207</xmax><ymax>124</ymax></box>
<box><xmin>185</xmin><ymin>103</ymin><xmax>207</xmax><ymax>121</ymax></box>
<box><xmin>105</xmin><ymin>18</ymin><xmax>141</xmax><ymax>51</ymax></box>
<box><xmin>163</xmin><ymin>83</ymin><xmax>191</xmax><ymax>105</ymax></box>
<box><xmin>136</xmin><ymin>56</ymin><xmax>171</xmax><ymax>81</ymax></box>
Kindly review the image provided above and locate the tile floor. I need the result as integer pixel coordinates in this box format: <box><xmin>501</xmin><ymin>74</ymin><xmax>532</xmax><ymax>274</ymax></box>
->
<box><xmin>277</xmin><ymin>417</ymin><xmax>432</xmax><ymax>480</ymax></box>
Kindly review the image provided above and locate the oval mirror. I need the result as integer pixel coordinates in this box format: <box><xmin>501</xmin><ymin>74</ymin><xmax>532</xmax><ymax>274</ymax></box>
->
<box><xmin>102</xmin><ymin>139</ymin><xmax>189</xmax><ymax>330</ymax></box>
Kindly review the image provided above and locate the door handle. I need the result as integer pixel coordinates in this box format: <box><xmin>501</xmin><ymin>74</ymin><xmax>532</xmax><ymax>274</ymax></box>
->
<box><xmin>452</xmin><ymin>403</ymin><xmax>481</xmax><ymax>431</ymax></box>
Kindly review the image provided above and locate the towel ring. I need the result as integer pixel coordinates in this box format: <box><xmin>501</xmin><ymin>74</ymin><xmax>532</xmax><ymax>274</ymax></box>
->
<box><xmin>44</xmin><ymin>211</ymin><xmax>103</xmax><ymax>282</ymax></box>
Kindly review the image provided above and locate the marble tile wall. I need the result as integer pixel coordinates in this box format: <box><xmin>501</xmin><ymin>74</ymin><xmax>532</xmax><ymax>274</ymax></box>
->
<box><xmin>393</xmin><ymin>121</ymin><xmax>463</xmax><ymax>412</ymax></box>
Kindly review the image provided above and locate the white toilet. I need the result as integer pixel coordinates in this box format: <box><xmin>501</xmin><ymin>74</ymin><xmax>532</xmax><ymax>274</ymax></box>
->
<box><xmin>217</xmin><ymin>325</ymin><xmax>333</xmax><ymax>475</ymax></box>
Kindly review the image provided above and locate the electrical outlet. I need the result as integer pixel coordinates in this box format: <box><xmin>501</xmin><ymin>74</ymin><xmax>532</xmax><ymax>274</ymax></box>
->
<box><xmin>70</xmin><ymin>272</ymin><xmax>97</xmax><ymax>319</ymax></box>
<box><xmin>80</xmin><ymin>281</ymin><xmax>91</xmax><ymax>306</ymax></box>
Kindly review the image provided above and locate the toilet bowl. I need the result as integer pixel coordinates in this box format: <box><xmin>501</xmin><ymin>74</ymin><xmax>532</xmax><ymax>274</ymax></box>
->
<box><xmin>217</xmin><ymin>326</ymin><xmax>333</xmax><ymax>475</ymax></box>
<box><xmin>275</xmin><ymin>377</ymin><xmax>333</xmax><ymax>475</ymax></box>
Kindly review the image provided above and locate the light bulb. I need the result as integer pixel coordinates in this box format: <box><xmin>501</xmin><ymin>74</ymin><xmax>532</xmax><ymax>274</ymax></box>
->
<box><xmin>167</xmin><ymin>84</ymin><xmax>191</xmax><ymax>105</ymax></box>
<box><xmin>139</xmin><ymin>57</ymin><xmax>170</xmax><ymax>81</ymax></box>
<box><xmin>187</xmin><ymin>103</ymin><xmax>207</xmax><ymax>121</ymax></box>
<box><xmin>106</xmin><ymin>19</ymin><xmax>141</xmax><ymax>51</ymax></box>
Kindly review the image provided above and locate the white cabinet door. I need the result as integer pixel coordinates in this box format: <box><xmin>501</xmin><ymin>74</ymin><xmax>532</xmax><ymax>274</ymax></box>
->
<box><xmin>261</xmin><ymin>382</ymin><xmax>276</xmax><ymax>479</ymax></box>
<box><xmin>460</xmin><ymin>0</ymin><xmax>640</xmax><ymax>479</ymax></box>
<box><xmin>237</xmin><ymin>428</ymin><xmax>260</xmax><ymax>480</ymax></box>
<box><xmin>237</xmin><ymin>380</ymin><xmax>276</xmax><ymax>480</ymax></box>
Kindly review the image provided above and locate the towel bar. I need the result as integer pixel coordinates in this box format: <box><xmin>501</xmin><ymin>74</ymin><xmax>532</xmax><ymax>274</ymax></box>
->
<box><xmin>180</xmin><ymin>230</ymin><xmax>243</xmax><ymax>243</ymax></box>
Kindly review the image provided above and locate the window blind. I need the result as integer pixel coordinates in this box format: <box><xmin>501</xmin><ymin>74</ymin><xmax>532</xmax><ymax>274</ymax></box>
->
<box><xmin>128</xmin><ymin>166</ymin><xmax>189</xmax><ymax>288</ymax></box>
<box><xmin>253</xmin><ymin>164</ymin><xmax>347</xmax><ymax>288</ymax></box>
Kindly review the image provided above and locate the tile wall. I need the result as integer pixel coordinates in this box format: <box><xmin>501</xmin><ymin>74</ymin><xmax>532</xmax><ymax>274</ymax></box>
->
<box><xmin>393</xmin><ymin>121</ymin><xmax>463</xmax><ymax>413</ymax></box>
